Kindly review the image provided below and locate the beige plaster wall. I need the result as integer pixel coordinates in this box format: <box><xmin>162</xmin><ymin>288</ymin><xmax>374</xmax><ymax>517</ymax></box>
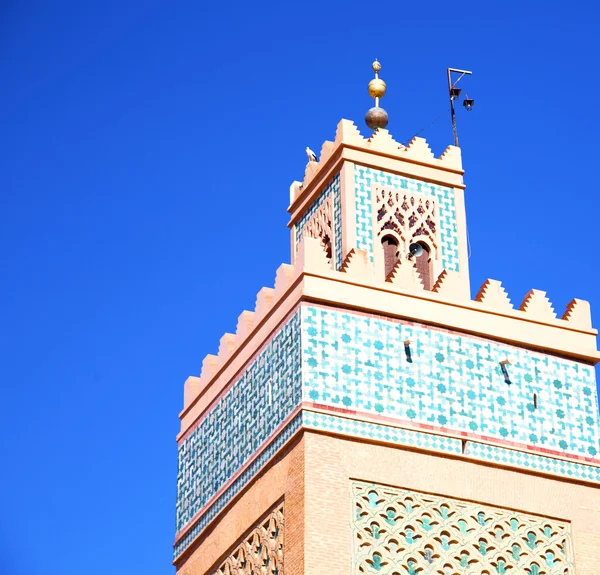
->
<box><xmin>176</xmin><ymin>429</ymin><xmax>599</xmax><ymax>575</ymax></box>
<box><xmin>303</xmin><ymin>431</ymin><xmax>600</xmax><ymax>575</ymax></box>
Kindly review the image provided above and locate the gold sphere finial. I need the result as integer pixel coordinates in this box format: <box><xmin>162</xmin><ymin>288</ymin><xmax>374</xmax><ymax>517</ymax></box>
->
<box><xmin>366</xmin><ymin>58</ymin><xmax>388</xmax><ymax>130</ymax></box>
<box><xmin>367</xmin><ymin>58</ymin><xmax>387</xmax><ymax>100</ymax></box>
<box><xmin>365</xmin><ymin>107</ymin><xmax>389</xmax><ymax>130</ymax></box>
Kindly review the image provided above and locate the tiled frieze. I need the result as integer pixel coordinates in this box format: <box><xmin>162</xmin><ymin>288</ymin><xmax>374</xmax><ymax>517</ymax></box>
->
<box><xmin>301</xmin><ymin>305</ymin><xmax>600</xmax><ymax>459</ymax></box>
<box><xmin>294</xmin><ymin>173</ymin><xmax>343</xmax><ymax>269</ymax></box>
<box><xmin>352</xmin><ymin>480</ymin><xmax>575</xmax><ymax>575</ymax></box>
<box><xmin>174</xmin><ymin>413</ymin><xmax>301</xmax><ymax>560</ymax></box>
<box><xmin>304</xmin><ymin>411</ymin><xmax>600</xmax><ymax>484</ymax></box>
<box><xmin>175</xmin><ymin>311</ymin><xmax>302</xmax><ymax>535</ymax></box>
<box><xmin>175</xmin><ymin>403</ymin><xmax>600</xmax><ymax>559</ymax></box>
<box><xmin>354</xmin><ymin>166</ymin><xmax>459</xmax><ymax>270</ymax></box>
<box><xmin>212</xmin><ymin>503</ymin><xmax>284</xmax><ymax>575</ymax></box>
<box><xmin>333</xmin><ymin>175</ymin><xmax>342</xmax><ymax>270</ymax></box>
<box><xmin>303</xmin><ymin>410</ymin><xmax>462</xmax><ymax>455</ymax></box>
<box><xmin>468</xmin><ymin>440</ymin><xmax>600</xmax><ymax>483</ymax></box>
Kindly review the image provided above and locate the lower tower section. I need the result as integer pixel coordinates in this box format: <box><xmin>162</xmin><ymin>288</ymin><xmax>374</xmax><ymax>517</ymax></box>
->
<box><xmin>174</xmin><ymin>300</ymin><xmax>600</xmax><ymax>574</ymax></box>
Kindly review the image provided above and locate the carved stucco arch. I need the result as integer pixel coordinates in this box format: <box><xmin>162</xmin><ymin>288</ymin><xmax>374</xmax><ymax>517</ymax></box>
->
<box><xmin>372</xmin><ymin>185</ymin><xmax>442</xmax><ymax>283</ymax></box>
<box><xmin>301</xmin><ymin>194</ymin><xmax>334</xmax><ymax>267</ymax></box>
<box><xmin>213</xmin><ymin>504</ymin><xmax>284</xmax><ymax>575</ymax></box>
<box><xmin>352</xmin><ymin>481</ymin><xmax>575</xmax><ymax>575</ymax></box>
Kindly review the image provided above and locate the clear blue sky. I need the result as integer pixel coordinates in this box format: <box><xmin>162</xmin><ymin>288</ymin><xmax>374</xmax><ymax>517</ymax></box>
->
<box><xmin>1</xmin><ymin>1</ymin><xmax>598</xmax><ymax>573</ymax></box>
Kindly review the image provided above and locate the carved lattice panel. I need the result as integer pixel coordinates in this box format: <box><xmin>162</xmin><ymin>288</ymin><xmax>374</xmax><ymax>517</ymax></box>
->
<box><xmin>213</xmin><ymin>504</ymin><xmax>284</xmax><ymax>575</ymax></box>
<box><xmin>374</xmin><ymin>187</ymin><xmax>439</xmax><ymax>257</ymax></box>
<box><xmin>303</xmin><ymin>194</ymin><xmax>334</xmax><ymax>262</ymax></box>
<box><xmin>352</xmin><ymin>482</ymin><xmax>574</xmax><ymax>575</ymax></box>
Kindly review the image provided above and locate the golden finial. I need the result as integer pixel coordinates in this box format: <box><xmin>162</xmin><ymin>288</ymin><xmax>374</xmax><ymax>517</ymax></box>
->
<box><xmin>365</xmin><ymin>59</ymin><xmax>389</xmax><ymax>130</ymax></box>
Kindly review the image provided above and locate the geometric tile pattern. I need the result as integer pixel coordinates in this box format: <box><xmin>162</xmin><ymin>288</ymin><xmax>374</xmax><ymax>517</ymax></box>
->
<box><xmin>295</xmin><ymin>173</ymin><xmax>343</xmax><ymax>270</ymax></box>
<box><xmin>174</xmin><ymin>410</ymin><xmax>600</xmax><ymax>559</ymax></box>
<box><xmin>174</xmin><ymin>413</ymin><xmax>302</xmax><ymax>560</ymax></box>
<box><xmin>301</xmin><ymin>305</ymin><xmax>600</xmax><ymax>458</ymax></box>
<box><xmin>333</xmin><ymin>174</ymin><xmax>342</xmax><ymax>270</ymax></box>
<box><xmin>469</xmin><ymin>441</ymin><xmax>600</xmax><ymax>483</ymax></box>
<box><xmin>212</xmin><ymin>503</ymin><xmax>284</xmax><ymax>575</ymax></box>
<box><xmin>175</xmin><ymin>311</ymin><xmax>302</xmax><ymax>533</ymax></box>
<box><xmin>303</xmin><ymin>410</ymin><xmax>462</xmax><ymax>455</ymax></box>
<box><xmin>352</xmin><ymin>481</ymin><xmax>575</xmax><ymax>575</ymax></box>
<box><xmin>303</xmin><ymin>411</ymin><xmax>600</xmax><ymax>484</ymax></box>
<box><xmin>354</xmin><ymin>165</ymin><xmax>459</xmax><ymax>271</ymax></box>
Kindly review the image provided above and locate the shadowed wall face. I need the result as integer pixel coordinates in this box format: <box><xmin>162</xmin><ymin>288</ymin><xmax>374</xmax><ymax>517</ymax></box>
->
<box><xmin>176</xmin><ymin>311</ymin><xmax>302</xmax><ymax>535</ymax></box>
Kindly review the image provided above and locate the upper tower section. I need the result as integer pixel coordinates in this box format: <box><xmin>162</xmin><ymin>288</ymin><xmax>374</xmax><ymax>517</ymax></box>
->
<box><xmin>289</xmin><ymin>62</ymin><xmax>469</xmax><ymax>297</ymax></box>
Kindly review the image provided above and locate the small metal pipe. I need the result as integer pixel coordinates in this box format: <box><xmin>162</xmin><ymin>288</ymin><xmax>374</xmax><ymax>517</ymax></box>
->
<box><xmin>448</xmin><ymin>69</ymin><xmax>459</xmax><ymax>147</ymax></box>
<box><xmin>448</xmin><ymin>68</ymin><xmax>473</xmax><ymax>75</ymax></box>
<box><xmin>450</xmin><ymin>96</ymin><xmax>458</xmax><ymax>147</ymax></box>
<box><xmin>447</xmin><ymin>67</ymin><xmax>473</xmax><ymax>148</ymax></box>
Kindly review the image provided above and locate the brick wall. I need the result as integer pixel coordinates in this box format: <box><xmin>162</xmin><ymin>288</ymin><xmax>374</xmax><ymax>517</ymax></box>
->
<box><xmin>303</xmin><ymin>431</ymin><xmax>600</xmax><ymax>575</ymax></box>
<box><xmin>177</xmin><ymin>436</ymin><xmax>305</xmax><ymax>575</ymax></box>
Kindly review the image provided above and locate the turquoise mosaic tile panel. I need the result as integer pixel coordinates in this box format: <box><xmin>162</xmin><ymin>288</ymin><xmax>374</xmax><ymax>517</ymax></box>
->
<box><xmin>469</xmin><ymin>441</ymin><xmax>600</xmax><ymax>483</ymax></box>
<box><xmin>301</xmin><ymin>305</ymin><xmax>600</xmax><ymax>458</ymax></box>
<box><xmin>174</xmin><ymin>413</ymin><xmax>303</xmax><ymax>559</ymax></box>
<box><xmin>303</xmin><ymin>410</ymin><xmax>462</xmax><ymax>454</ymax></box>
<box><xmin>354</xmin><ymin>166</ymin><xmax>459</xmax><ymax>271</ymax></box>
<box><xmin>333</xmin><ymin>177</ymin><xmax>342</xmax><ymax>270</ymax></box>
<box><xmin>175</xmin><ymin>311</ymin><xmax>302</xmax><ymax>534</ymax></box>
<box><xmin>295</xmin><ymin>173</ymin><xmax>343</xmax><ymax>270</ymax></box>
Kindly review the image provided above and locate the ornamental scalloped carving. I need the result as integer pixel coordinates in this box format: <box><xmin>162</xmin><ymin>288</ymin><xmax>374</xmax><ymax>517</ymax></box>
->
<box><xmin>302</xmin><ymin>194</ymin><xmax>334</xmax><ymax>264</ymax></box>
<box><xmin>374</xmin><ymin>187</ymin><xmax>439</xmax><ymax>259</ymax></box>
<box><xmin>352</xmin><ymin>481</ymin><xmax>574</xmax><ymax>575</ymax></box>
<box><xmin>213</xmin><ymin>504</ymin><xmax>284</xmax><ymax>575</ymax></box>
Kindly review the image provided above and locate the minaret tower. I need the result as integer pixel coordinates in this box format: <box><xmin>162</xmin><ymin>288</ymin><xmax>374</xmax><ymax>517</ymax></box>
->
<box><xmin>173</xmin><ymin>62</ymin><xmax>600</xmax><ymax>575</ymax></box>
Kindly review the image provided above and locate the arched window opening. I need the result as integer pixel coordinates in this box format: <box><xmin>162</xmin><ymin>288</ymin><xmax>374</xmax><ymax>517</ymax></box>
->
<box><xmin>381</xmin><ymin>235</ymin><xmax>399</xmax><ymax>279</ymax></box>
<box><xmin>322</xmin><ymin>235</ymin><xmax>333</xmax><ymax>262</ymax></box>
<box><xmin>414</xmin><ymin>241</ymin><xmax>433</xmax><ymax>290</ymax></box>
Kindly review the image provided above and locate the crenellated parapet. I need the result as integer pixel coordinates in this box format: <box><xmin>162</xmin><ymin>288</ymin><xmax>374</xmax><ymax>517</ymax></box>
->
<box><xmin>290</xmin><ymin>119</ymin><xmax>463</xmax><ymax>211</ymax></box>
<box><xmin>182</xmin><ymin>236</ymin><xmax>598</xmax><ymax>420</ymax></box>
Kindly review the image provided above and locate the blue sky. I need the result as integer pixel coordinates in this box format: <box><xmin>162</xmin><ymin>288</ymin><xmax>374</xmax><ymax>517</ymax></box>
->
<box><xmin>1</xmin><ymin>1</ymin><xmax>598</xmax><ymax>574</ymax></box>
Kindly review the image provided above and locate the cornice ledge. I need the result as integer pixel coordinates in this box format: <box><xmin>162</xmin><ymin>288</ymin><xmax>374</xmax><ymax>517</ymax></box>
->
<box><xmin>299</xmin><ymin>270</ymin><xmax>600</xmax><ymax>362</ymax></box>
<box><xmin>288</xmin><ymin>118</ymin><xmax>465</xmax><ymax>217</ymax></box>
<box><xmin>179</xmin><ymin>238</ymin><xmax>599</xmax><ymax>436</ymax></box>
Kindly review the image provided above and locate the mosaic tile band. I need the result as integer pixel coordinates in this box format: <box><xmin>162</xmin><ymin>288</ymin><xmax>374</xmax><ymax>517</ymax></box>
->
<box><xmin>302</xmin><ymin>305</ymin><xmax>600</xmax><ymax>458</ymax></box>
<box><xmin>468</xmin><ymin>440</ymin><xmax>600</xmax><ymax>482</ymax></box>
<box><xmin>305</xmin><ymin>410</ymin><xmax>600</xmax><ymax>483</ymax></box>
<box><xmin>174</xmin><ymin>409</ymin><xmax>600</xmax><ymax>560</ymax></box>
<box><xmin>174</xmin><ymin>413</ymin><xmax>303</xmax><ymax>559</ymax></box>
<box><xmin>302</xmin><ymin>410</ymin><xmax>462</xmax><ymax>455</ymax></box>
<box><xmin>176</xmin><ymin>311</ymin><xmax>302</xmax><ymax>533</ymax></box>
